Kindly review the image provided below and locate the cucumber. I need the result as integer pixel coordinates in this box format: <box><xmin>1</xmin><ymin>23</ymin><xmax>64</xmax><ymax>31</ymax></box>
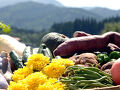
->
<box><xmin>37</xmin><ymin>44</ymin><xmax>46</xmax><ymax>53</ymax></box>
<box><xmin>38</xmin><ymin>44</ymin><xmax>53</xmax><ymax>59</ymax></box>
<box><xmin>22</xmin><ymin>46</ymin><xmax>33</xmax><ymax>64</ymax></box>
<box><xmin>9</xmin><ymin>50</ymin><xmax>23</xmax><ymax>70</ymax></box>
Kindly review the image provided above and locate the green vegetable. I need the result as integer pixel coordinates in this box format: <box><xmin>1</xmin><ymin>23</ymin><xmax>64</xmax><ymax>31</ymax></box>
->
<box><xmin>60</xmin><ymin>65</ymin><xmax>113</xmax><ymax>89</ymax></box>
<box><xmin>22</xmin><ymin>46</ymin><xmax>33</xmax><ymax>64</ymax></box>
<box><xmin>97</xmin><ymin>53</ymin><xmax>110</xmax><ymax>65</ymax></box>
<box><xmin>109</xmin><ymin>51</ymin><xmax>120</xmax><ymax>59</ymax></box>
<box><xmin>9</xmin><ymin>50</ymin><xmax>23</xmax><ymax>70</ymax></box>
<box><xmin>85</xmin><ymin>67</ymin><xmax>113</xmax><ymax>84</ymax></box>
<box><xmin>71</xmin><ymin>76</ymin><xmax>86</xmax><ymax>80</ymax></box>
<box><xmin>38</xmin><ymin>44</ymin><xmax>53</xmax><ymax>59</ymax></box>
<box><xmin>74</xmin><ymin>69</ymin><xmax>102</xmax><ymax>79</ymax></box>
<box><xmin>75</xmin><ymin>76</ymin><xmax>108</xmax><ymax>85</ymax></box>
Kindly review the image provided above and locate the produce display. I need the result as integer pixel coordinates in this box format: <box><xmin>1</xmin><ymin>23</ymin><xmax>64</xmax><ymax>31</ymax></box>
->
<box><xmin>1</xmin><ymin>31</ymin><xmax>120</xmax><ymax>90</ymax></box>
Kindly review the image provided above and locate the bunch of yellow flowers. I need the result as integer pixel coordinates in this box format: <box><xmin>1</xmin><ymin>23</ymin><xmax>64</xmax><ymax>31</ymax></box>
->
<box><xmin>8</xmin><ymin>54</ymin><xmax>74</xmax><ymax>90</ymax></box>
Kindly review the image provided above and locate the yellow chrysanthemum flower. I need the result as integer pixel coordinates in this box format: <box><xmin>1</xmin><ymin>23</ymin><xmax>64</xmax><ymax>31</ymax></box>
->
<box><xmin>46</xmin><ymin>78</ymin><xmax>65</xmax><ymax>89</ymax></box>
<box><xmin>51</xmin><ymin>58</ymin><xmax>74</xmax><ymax>67</ymax></box>
<box><xmin>38</xmin><ymin>78</ymin><xmax>65</xmax><ymax>90</ymax></box>
<box><xmin>26</xmin><ymin>54</ymin><xmax>50</xmax><ymax>70</ymax></box>
<box><xmin>7</xmin><ymin>81</ymin><xmax>28</xmax><ymax>90</ymax></box>
<box><xmin>42</xmin><ymin>63</ymin><xmax>66</xmax><ymax>78</ymax></box>
<box><xmin>46</xmin><ymin>78</ymin><xmax>57</xmax><ymax>83</ymax></box>
<box><xmin>12</xmin><ymin>66</ymin><xmax>33</xmax><ymax>82</ymax></box>
<box><xmin>22</xmin><ymin>72</ymin><xmax>47</xmax><ymax>90</ymax></box>
<box><xmin>37</xmin><ymin>82</ymin><xmax>53</xmax><ymax>90</ymax></box>
<box><xmin>53</xmin><ymin>81</ymin><xmax>65</xmax><ymax>90</ymax></box>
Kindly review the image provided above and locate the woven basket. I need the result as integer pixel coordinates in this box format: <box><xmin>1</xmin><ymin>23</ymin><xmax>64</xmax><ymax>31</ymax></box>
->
<box><xmin>94</xmin><ymin>85</ymin><xmax>120</xmax><ymax>90</ymax></box>
<box><xmin>81</xmin><ymin>85</ymin><xmax>120</xmax><ymax>90</ymax></box>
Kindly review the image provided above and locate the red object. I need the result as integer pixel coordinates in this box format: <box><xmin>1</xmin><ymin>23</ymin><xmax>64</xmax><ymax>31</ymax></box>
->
<box><xmin>73</xmin><ymin>31</ymin><xmax>91</xmax><ymax>37</ymax></box>
<box><xmin>111</xmin><ymin>59</ymin><xmax>120</xmax><ymax>85</ymax></box>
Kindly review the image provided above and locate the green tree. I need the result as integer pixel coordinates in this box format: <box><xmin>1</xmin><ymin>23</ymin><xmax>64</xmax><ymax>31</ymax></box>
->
<box><xmin>0</xmin><ymin>22</ymin><xmax>11</xmax><ymax>33</ymax></box>
<box><xmin>101</xmin><ymin>22</ymin><xmax>120</xmax><ymax>34</ymax></box>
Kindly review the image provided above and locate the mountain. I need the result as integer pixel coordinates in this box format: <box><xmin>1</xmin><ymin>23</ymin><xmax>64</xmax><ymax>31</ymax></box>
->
<box><xmin>82</xmin><ymin>7</ymin><xmax>95</xmax><ymax>10</ymax></box>
<box><xmin>33</xmin><ymin>0</ymin><xmax>63</xmax><ymax>7</ymax></box>
<box><xmin>0</xmin><ymin>0</ymin><xmax>63</xmax><ymax>7</ymax></box>
<box><xmin>83</xmin><ymin>7</ymin><xmax>120</xmax><ymax>18</ymax></box>
<box><xmin>0</xmin><ymin>2</ymin><xmax>101</xmax><ymax>31</ymax></box>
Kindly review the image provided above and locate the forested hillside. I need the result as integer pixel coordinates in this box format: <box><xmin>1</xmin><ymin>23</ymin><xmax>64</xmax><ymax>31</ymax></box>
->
<box><xmin>1</xmin><ymin>16</ymin><xmax>120</xmax><ymax>47</ymax></box>
<box><xmin>85</xmin><ymin>7</ymin><xmax>120</xmax><ymax>18</ymax></box>
<box><xmin>50</xmin><ymin>16</ymin><xmax>120</xmax><ymax>37</ymax></box>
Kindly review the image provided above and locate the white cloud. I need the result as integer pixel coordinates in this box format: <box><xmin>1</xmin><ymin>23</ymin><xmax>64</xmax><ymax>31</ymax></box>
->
<box><xmin>57</xmin><ymin>0</ymin><xmax>120</xmax><ymax>10</ymax></box>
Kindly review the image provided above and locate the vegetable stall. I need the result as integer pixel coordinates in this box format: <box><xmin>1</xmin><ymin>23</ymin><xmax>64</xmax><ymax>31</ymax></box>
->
<box><xmin>1</xmin><ymin>30</ymin><xmax>120</xmax><ymax>90</ymax></box>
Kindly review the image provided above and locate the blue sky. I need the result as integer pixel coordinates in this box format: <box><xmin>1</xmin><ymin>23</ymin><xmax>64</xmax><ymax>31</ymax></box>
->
<box><xmin>57</xmin><ymin>0</ymin><xmax>120</xmax><ymax>10</ymax></box>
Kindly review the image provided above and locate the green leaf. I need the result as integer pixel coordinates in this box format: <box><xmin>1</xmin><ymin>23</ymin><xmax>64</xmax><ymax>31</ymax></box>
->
<box><xmin>0</xmin><ymin>22</ymin><xmax>11</xmax><ymax>33</ymax></box>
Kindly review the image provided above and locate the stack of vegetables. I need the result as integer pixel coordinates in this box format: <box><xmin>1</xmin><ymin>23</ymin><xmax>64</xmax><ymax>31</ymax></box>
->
<box><xmin>2</xmin><ymin>31</ymin><xmax>120</xmax><ymax>90</ymax></box>
<box><xmin>7</xmin><ymin>43</ymin><xmax>115</xmax><ymax>90</ymax></box>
